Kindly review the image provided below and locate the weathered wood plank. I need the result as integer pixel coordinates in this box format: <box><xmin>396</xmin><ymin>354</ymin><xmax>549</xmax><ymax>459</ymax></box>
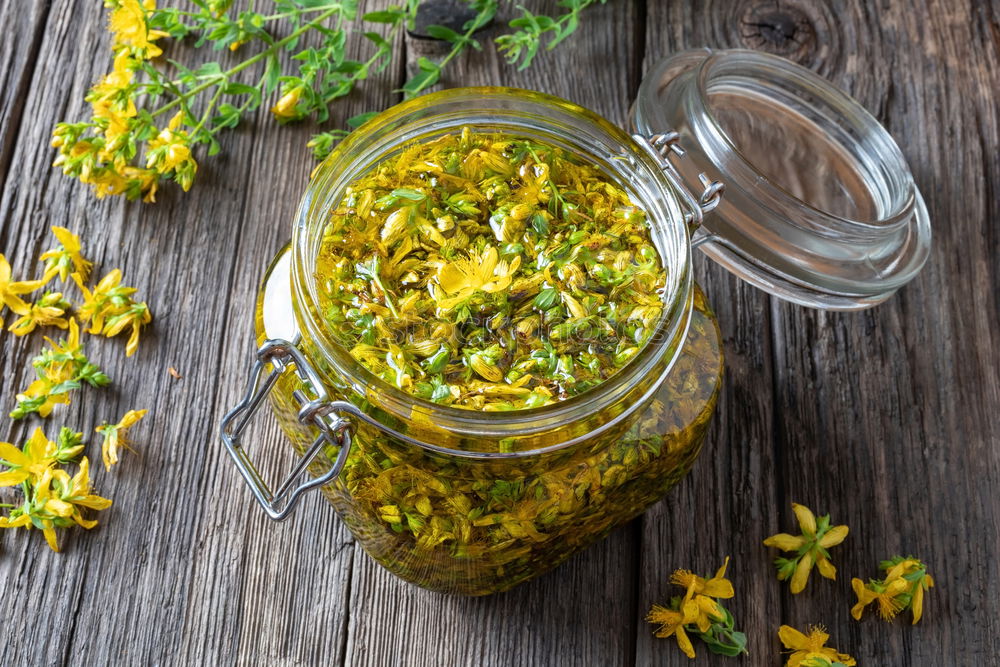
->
<box><xmin>0</xmin><ymin>0</ymin><xmax>49</xmax><ymax>191</ymax></box>
<box><xmin>768</xmin><ymin>1</ymin><xmax>1000</xmax><ymax>663</ymax></box>
<box><xmin>1</xmin><ymin>0</ymin><xmax>998</xmax><ymax>665</ymax></box>
<box><xmin>639</xmin><ymin>0</ymin><xmax>1000</xmax><ymax>665</ymax></box>
<box><xmin>0</xmin><ymin>1</ymin><xmax>398</xmax><ymax>665</ymax></box>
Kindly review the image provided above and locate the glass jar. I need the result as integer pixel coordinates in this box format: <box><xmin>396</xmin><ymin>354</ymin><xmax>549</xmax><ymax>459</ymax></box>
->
<box><xmin>221</xmin><ymin>49</ymin><xmax>930</xmax><ymax>595</ymax></box>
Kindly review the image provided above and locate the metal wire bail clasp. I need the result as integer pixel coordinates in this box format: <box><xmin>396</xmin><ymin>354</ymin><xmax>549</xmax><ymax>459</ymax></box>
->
<box><xmin>220</xmin><ymin>338</ymin><xmax>353</xmax><ymax>521</ymax></box>
<box><xmin>633</xmin><ymin>132</ymin><xmax>725</xmax><ymax>245</ymax></box>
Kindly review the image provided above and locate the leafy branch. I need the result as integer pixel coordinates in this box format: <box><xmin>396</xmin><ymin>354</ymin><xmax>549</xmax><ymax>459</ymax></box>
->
<box><xmin>52</xmin><ymin>0</ymin><xmax>608</xmax><ymax>201</ymax></box>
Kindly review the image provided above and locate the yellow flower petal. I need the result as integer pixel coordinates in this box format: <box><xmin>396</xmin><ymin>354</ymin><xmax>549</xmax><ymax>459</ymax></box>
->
<box><xmin>815</xmin><ymin>555</ymin><xmax>837</xmax><ymax>580</ymax></box>
<box><xmin>911</xmin><ymin>582</ymin><xmax>924</xmax><ymax>624</ymax></box>
<box><xmin>0</xmin><ymin>442</ymin><xmax>28</xmax><ymax>466</ymax></box>
<box><xmin>0</xmin><ymin>469</ymin><xmax>29</xmax><ymax>487</ymax></box>
<box><xmin>792</xmin><ymin>502</ymin><xmax>817</xmax><ymax>537</ymax></box>
<box><xmin>851</xmin><ymin>577</ymin><xmax>874</xmax><ymax>620</ymax></box>
<box><xmin>778</xmin><ymin>624</ymin><xmax>810</xmax><ymax>650</ymax></box>
<box><xmin>818</xmin><ymin>524</ymin><xmax>849</xmax><ymax>548</ymax></box>
<box><xmin>702</xmin><ymin>577</ymin><xmax>735</xmax><ymax>599</ymax></box>
<box><xmin>46</xmin><ymin>498</ymin><xmax>75</xmax><ymax>517</ymax></box>
<box><xmin>0</xmin><ymin>514</ymin><xmax>31</xmax><ymax>529</ymax></box>
<box><xmin>42</xmin><ymin>524</ymin><xmax>60</xmax><ymax>552</ymax></box>
<box><xmin>790</xmin><ymin>550</ymin><xmax>814</xmax><ymax>594</ymax></box>
<box><xmin>675</xmin><ymin>626</ymin><xmax>695</xmax><ymax>659</ymax></box>
<box><xmin>763</xmin><ymin>532</ymin><xmax>807</xmax><ymax>551</ymax></box>
<box><xmin>713</xmin><ymin>555</ymin><xmax>730</xmax><ymax>579</ymax></box>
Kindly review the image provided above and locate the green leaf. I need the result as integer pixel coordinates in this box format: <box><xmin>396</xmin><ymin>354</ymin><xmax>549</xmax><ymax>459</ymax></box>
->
<box><xmin>347</xmin><ymin>111</ymin><xmax>378</xmax><ymax>128</ymax></box>
<box><xmin>400</xmin><ymin>57</ymin><xmax>442</xmax><ymax>95</ymax></box>
<box><xmin>363</xmin><ymin>9</ymin><xmax>403</xmax><ymax>23</ymax></box>
<box><xmin>401</xmin><ymin>68</ymin><xmax>440</xmax><ymax>95</ymax></box>
<box><xmin>531</xmin><ymin>213</ymin><xmax>550</xmax><ymax>235</ymax></box>
<box><xmin>363</xmin><ymin>31</ymin><xmax>391</xmax><ymax>51</ymax></box>
<box><xmin>263</xmin><ymin>54</ymin><xmax>281</xmax><ymax>95</ymax></box>
<box><xmin>533</xmin><ymin>288</ymin><xmax>559</xmax><ymax>311</ymax></box>
<box><xmin>426</xmin><ymin>24</ymin><xmax>463</xmax><ymax>43</ymax></box>
<box><xmin>193</xmin><ymin>61</ymin><xmax>224</xmax><ymax>79</ymax></box>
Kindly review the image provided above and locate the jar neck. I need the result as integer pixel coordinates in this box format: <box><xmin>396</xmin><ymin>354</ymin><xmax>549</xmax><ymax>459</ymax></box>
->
<box><xmin>290</xmin><ymin>87</ymin><xmax>694</xmax><ymax>454</ymax></box>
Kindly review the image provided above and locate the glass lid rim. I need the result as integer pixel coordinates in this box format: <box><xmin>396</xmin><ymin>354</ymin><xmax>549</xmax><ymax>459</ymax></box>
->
<box><xmin>686</xmin><ymin>48</ymin><xmax>918</xmax><ymax>230</ymax></box>
<box><xmin>631</xmin><ymin>47</ymin><xmax>933</xmax><ymax>309</ymax></box>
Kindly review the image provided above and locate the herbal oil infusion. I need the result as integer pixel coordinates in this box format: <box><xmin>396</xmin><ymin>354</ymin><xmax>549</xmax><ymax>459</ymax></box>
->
<box><xmin>223</xmin><ymin>51</ymin><xmax>930</xmax><ymax>595</ymax></box>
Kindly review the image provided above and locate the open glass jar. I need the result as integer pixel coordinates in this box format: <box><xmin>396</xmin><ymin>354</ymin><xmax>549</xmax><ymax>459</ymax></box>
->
<box><xmin>221</xmin><ymin>49</ymin><xmax>930</xmax><ymax>595</ymax></box>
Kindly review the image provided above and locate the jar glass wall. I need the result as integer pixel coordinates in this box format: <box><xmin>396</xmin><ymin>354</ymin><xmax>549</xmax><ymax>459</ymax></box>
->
<box><xmin>253</xmin><ymin>89</ymin><xmax>725</xmax><ymax>594</ymax></box>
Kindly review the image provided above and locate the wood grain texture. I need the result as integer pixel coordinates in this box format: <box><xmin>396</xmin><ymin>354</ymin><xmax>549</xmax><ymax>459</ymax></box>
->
<box><xmin>0</xmin><ymin>0</ymin><xmax>997</xmax><ymax>665</ymax></box>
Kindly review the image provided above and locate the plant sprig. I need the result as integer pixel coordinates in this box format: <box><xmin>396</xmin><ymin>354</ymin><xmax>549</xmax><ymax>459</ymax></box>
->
<box><xmin>52</xmin><ymin>0</ymin><xmax>608</xmax><ymax>201</ymax></box>
<box><xmin>496</xmin><ymin>0</ymin><xmax>607</xmax><ymax>70</ymax></box>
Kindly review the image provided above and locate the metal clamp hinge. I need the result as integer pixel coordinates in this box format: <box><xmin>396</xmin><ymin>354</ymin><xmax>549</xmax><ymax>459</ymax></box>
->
<box><xmin>633</xmin><ymin>131</ymin><xmax>725</xmax><ymax>239</ymax></box>
<box><xmin>220</xmin><ymin>338</ymin><xmax>354</xmax><ymax>521</ymax></box>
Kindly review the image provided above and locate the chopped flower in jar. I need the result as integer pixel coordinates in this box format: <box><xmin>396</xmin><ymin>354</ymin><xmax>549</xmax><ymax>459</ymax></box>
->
<box><xmin>316</xmin><ymin>127</ymin><xmax>668</xmax><ymax>410</ymax></box>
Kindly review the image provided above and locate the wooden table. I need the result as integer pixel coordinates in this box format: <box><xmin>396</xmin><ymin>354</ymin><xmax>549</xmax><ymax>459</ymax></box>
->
<box><xmin>1</xmin><ymin>1</ymin><xmax>997</xmax><ymax>664</ymax></box>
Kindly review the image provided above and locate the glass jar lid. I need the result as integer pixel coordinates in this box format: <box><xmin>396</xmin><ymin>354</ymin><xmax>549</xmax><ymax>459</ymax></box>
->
<box><xmin>630</xmin><ymin>48</ymin><xmax>931</xmax><ymax>310</ymax></box>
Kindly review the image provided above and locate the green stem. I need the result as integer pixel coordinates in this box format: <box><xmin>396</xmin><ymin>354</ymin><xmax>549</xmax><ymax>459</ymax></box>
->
<box><xmin>151</xmin><ymin>5</ymin><xmax>342</xmax><ymax>118</ymax></box>
<box><xmin>261</xmin><ymin>3</ymin><xmax>346</xmax><ymax>22</ymax></box>
<box><xmin>165</xmin><ymin>3</ymin><xmax>341</xmax><ymax>22</ymax></box>
<box><xmin>322</xmin><ymin>19</ymin><xmax>403</xmax><ymax>104</ymax></box>
<box><xmin>205</xmin><ymin>95</ymin><xmax>256</xmax><ymax>138</ymax></box>
<box><xmin>405</xmin><ymin>2</ymin><xmax>495</xmax><ymax>97</ymax></box>
<box><xmin>192</xmin><ymin>84</ymin><xmax>225</xmax><ymax>134</ymax></box>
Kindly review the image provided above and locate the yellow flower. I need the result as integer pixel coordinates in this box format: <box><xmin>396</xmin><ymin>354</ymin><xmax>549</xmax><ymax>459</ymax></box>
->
<box><xmin>646</xmin><ymin>590</ymin><xmax>700</xmax><ymax>659</ymax></box>
<box><xmin>852</xmin><ymin>556</ymin><xmax>934</xmax><ymax>624</ymax></box>
<box><xmin>434</xmin><ymin>246</ymin><xmax>521</xmax><ymax>310</ymax></box>
<box><xmin>72</xmin><ymin>269</ymin><xmax>152</xmax><ymax>355</ymax></box>
<box><xmin>146</xmin><ymin>112</ymin><xmax>194</xmax><ymax>174</ymax></box>
<box><xmin>646</xmin><ymin>558</ymin><xmax>747</xmax><ymax>659</ymax></box>
<box><xmin>122</xmin><ymin>166</ymin><xmax>160</xmax><ymax>202</ymax></box>
<box><xmin>0</xmin><ymin>468</ymin><xmax>65</xmax><ymax>551</ymax></box>
<box><xmin>52</xmin><ymin>457</ymin><xmax>113</xmax><ymax>529</ymax></box>
<box><xmin>0</xmin><ymin>253</ymin><xmax>47</xmax><ymax>316</ymax></box>
<box><xmin>96</xmin><ymin>409</ymin><xmax>148</xmax><ymax>470</ymax></box>
<box><xmin>850</xmin><ymin>577</ymin><xmax>909</xmax><ymax>621</ymax></box>
<box><xmin>12</xmin><ymin>378</ymin><xmax>71</xmax><ymax>418</ymax></box>
<box><xmin>38</xmin><ymin>317</ymin><xmax>84</xmax><ymax>382</ymax></box>
<box><xmin>108</xmin><ymin>0</ymin><xmax>168</xmax><ymax>58</ymax></box>
<box><xmin>778</xmin><ymin>625</ymin><xmax>856</xmax><ymax>667</ymax></box>
<box><xmin>670</xmin><ymin>556</ymin><xmax>736</xmax><ymax>599</ymax></box>
<box><xmin>104</xmin><ymin>301</ymin><xmax>152</xmax><ymax>356</ymax></box>
<box><xmin>8</xmin><ymin>292</ymin><xmax>71</xmax><ymax>336</ymax></box>
<box><xmin>763</xmin><ymin>503</ymin><xmax>849</xmax><ymax>593</ymax></box>
<box><xmin>40</xmin><ymin>226</ymin><xmax>93</xmax><ymax>282</ymax></box>
<box><xmin>0</xmin><ymin>460</ymin><xmax>111</xmax><ymax>552</ymax></box>
<box><xmin>73</xmin><ymin>269</ymin><xmax>132</xmax><ymax>332</ymax></box>
<box><xmin>0</xmin><ymin>428</ymin><xmax>57</xmax><ymax>487</ymax></box>
<box><xmin>89</xmin><ymin>51</ymin><xmax>138</xmax><ymax>139</ymax></box>
<box><xmin>884</xmin><ymin>558</ymin><xmax>935</xmax><ymax>624</ymax></box>
<box><xmin>665</xmin><ymin>559</ymin><xmax>734</xmax><ymax>634</ymax></box>
<box><xmin>77</xmin><ymin>167</ymin><xmax>126</xmax><ymax>198</ymax></box>
<box><xmin>271</xmin><ymin>86</ymin><xmax>305</xmax><ymax>122</ymax></box>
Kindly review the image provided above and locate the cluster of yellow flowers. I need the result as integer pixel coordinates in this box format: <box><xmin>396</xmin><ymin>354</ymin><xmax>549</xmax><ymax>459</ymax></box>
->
<box><xmin>648</xmin><ymin>503</ymin><xmax>934</xmax><ymax>664</ymax></box>
<box><xmin>0</xmin><ymin>227</ymin><xmax>151</xmax><ymax>551</ymax></box>
<box><xmin>851</xmin><ymin>557</ymin><xmax>934</xmax><ymax>625</ymax></box>
<box><xmin>778</xmin><ymin>625</ymin><xmax>856</xmax><ymax>667</ymax></box>
<box><xmin>3</xmin><ymin>227</ymin><xmax>151</xmax><ymax>350</ymax></box>
<box><xmin>0</xmin><ymin>427</ymin><xmax>111</xmax><ymax>552</ymax></box>
<box><xmin>764</xmin><ymin>502</ymin><xmax>850</xmax><ymax>593</ymax></box>
<box><xmin>51</xmin><ymin>0</ymin><xmax>193</xmax><ymax>202</ymax></box>
<box><xmin>3</xmin><ymin>227</ymin><xmax>152</xmax><ymax>422</ymax></box>
<box><xmin>646</xmin><ymin>558</ymin><xmax>745</xmax><ymax>659</ymax></box>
